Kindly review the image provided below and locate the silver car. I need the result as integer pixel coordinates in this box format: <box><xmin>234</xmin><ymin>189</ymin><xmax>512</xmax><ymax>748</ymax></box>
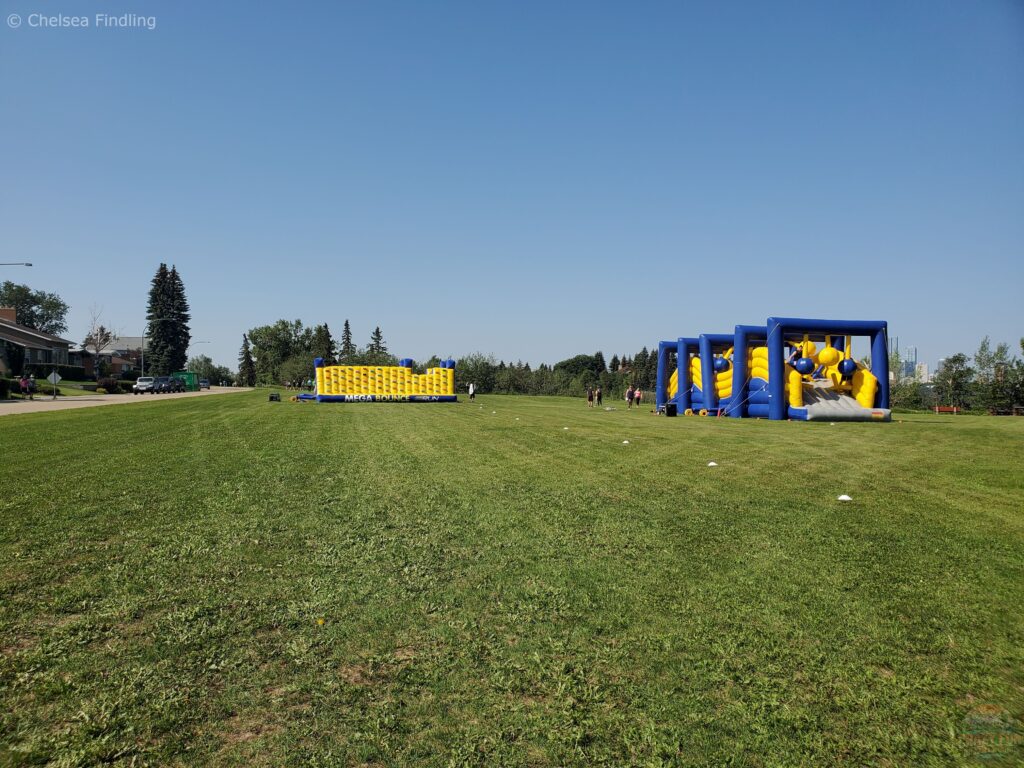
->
<box><xmin>133</xmin><ymin>376</ymin><xmax>156</xmax><ymax>394</ymax></box>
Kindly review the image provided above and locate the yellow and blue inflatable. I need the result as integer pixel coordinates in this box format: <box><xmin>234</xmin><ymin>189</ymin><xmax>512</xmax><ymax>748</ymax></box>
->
<box><xmin>655</xmin><ymin>318</ymin><xmax>891</xmax><ymax>421</ymax></box>
<box><xmin>310</xmin><ymin>357</ymin><xmax>457</xmax><ymax>402</ymax></box>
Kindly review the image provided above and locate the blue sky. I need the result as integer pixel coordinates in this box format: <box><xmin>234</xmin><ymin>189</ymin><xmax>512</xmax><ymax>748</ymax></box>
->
<box><xmin>2</xmin><ymin>0</ymin><xmax>1022</xmax><ymax>372</ymax></box>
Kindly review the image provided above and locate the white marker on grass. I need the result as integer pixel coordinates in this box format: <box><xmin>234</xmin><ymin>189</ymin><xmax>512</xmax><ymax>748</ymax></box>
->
<box><xmin>707</xmin><ymin>461</ymin><xmax>718</xmax><ymax>467</ymax></box>
<box><xmin>837</xmin><ymin>494</ymin><xmax>852</xmax><ymax>502</ymax></box>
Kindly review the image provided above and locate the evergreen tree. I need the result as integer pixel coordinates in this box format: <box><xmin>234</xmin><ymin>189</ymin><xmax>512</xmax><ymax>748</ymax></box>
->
<box><xmin>594</xmin><ymin>351</ymin><xmax>607</xmax><ymax>374</ymax></box>
<box><xmin>145</xmin><ymin>264</ymin><xmax>173</xmax><ymax>375</ymax></box>
<box><xmin>311</xmin><ymin>323</ymin><xmax>336</xmax><ymax>364</ymax></box>
<box><xmin>238</xmin><ymin>334</ymin><xmax>256</xmax><ymax>386</ymax></box>
<box><xmin>340</xmin><ymin>319</ymin><xmax>356</xmax><ymax>360</ymax></box>
<box><xmin>368</xmin><ymin>326</ymin><xmax>387</xmax><ymax>355</ymax></box>
<box><xmin>610</xmin><ymin>354</ymin><xmax>620</xmax><ymax>373</ymax></box>
<box><xmin>167</xmin><ymin>266</ymin><xmax>191</xmax><ymax>372</ymax></box>
<box><xmin>145</xmin><ymin>264</ymin><xmax>190</xmax><ymax>375</ymax></box>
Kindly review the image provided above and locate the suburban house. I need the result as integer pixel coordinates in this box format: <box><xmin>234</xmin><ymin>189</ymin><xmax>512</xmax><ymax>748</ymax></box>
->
<box><xmin>68</xmin><ymin>337</ymin><xmax>147</xmax><ymax>379</ymax></box>
<box><xmin>101</xmin><ymin>336</ymin><xmax>147</xmax><ymax>375</ymax></box>
<box><xmin>0</xmin><ymin>307</ymin><xmax>74</xmax><ymax>376</ymax></box>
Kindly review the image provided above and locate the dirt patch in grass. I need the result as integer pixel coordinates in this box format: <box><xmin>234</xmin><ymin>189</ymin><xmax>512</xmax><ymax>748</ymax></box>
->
<box><xmin>1</xmin><ymin>634</ymin><xmax>36</xmax><ymax>655</ymax></box>
<box><xmin>338</xmin><ymin>662</ymin><xmax>372</xmax><ymax>686</ymax></box>
<box><xmin>217</xmin><ymin>712</ymin><xmax>284</xmax><ymax>747</ymax></box>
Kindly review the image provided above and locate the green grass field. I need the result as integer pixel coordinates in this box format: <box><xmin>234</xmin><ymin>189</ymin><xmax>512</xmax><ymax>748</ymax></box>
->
<box><xmin>2</xmin><ymin>393</ymin><xmax>1022</xmax><ymax>766</ymax></box>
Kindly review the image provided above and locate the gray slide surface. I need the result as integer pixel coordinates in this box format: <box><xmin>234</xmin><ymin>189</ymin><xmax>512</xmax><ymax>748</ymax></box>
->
<box><xmin>799</xmin><ymin>381</ymin><xmax>891</xmax><ymax>421</ymax></box>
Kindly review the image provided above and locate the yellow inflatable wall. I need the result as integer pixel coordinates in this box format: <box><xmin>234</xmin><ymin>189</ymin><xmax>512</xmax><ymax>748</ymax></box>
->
<box><xmin>316</xmin><ymin>365</ymin><xmax>455</xmax><ymax>397</ymax></box>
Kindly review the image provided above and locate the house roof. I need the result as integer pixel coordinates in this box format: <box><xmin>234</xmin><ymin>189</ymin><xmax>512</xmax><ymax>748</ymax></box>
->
<box><xmin>98</xmin><ymin>336</ymin><xmax>147</xmax><ymax>354</ymax></box>
<box><xmin>0</xmin><ymin>317</ymin><xmax>74</xmax><ymax>349</ymax></box>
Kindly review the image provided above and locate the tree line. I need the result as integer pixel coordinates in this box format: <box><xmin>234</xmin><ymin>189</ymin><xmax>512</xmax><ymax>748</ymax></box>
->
<box><xmin>237</xmin><ymin>320</ymin><xmax>661</xmax><ymax>400</ymax></box>
<box><xmin>890</xmin><ymin>337</ymin><xmax>1024</xmax><ymax>413</ymax></box>
<box><xmin>237</xmin><ymin>319</ymin><xmax>395</xmax><ymax>386</ymax></box>
<box><xmin>456</xmin><ymin>349</ymin><xmax>659</xmax><ymax>400</ymax></box>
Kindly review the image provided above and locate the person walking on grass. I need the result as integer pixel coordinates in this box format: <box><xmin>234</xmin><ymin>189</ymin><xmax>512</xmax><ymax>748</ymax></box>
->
<box><xmin>586</xmin><ymin>386</ymin><xmax>594</xmax><ymax>408</ymax></box>
<box><xmin>468</xmin><ymin>382</ymin><xmax>475</xmax><ymax>401</ymax></box>
<box><xmin>635</xmin><ymin>387</ymin><xmax>643</xmax><ymax>407</ymax></box>
<box><xmin>20</xmin><ymin>375</ymin><xmax>32</xmax><ymax>400</ymax></box>
<box><xmin>625</xmin><ymin>384</ymin><xmax>634</xmax><ymax>409</ymax></box>
<box><xmin>596</xmin><ymin>386</ymin><xmax>603</xmax><ymax>407</ymax></box>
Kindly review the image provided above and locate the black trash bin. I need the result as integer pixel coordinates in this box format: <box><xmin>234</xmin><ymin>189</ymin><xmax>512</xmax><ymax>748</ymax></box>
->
<box><xmin>665</xmin><ymin>403</ymin><xmax>677</xmax><ymax>417</ymax></box>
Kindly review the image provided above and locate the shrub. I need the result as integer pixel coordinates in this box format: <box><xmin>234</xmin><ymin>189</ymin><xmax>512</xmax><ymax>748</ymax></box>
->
<box><xmin>96</xmin><ymin>388</ymin><xmax>108</xmax><ymax>395</ymax></box>
<box><xmin>0</xmin><ymin>378</ymin><xmax>10</xmax><ymax>399</ymax></box>
<box><xmin>24</xmin><ymin>364</ymin><xmax>87</xmax><ymax>381</ymax></box>
<box><xmin>97</xmin><ymin>377</ymin><xmax>121</xmax><ymax>394</ymax></box>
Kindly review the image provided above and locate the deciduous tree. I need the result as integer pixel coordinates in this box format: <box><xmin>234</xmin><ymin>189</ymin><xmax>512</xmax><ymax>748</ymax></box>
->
<box><xmin>0</xmin><ymin>281</ymin><xmax>70</xmax><ymax>335</ymax></box>
<box><xmin>934</xmin><ymin>353</ymin><xmax>972</xmax><ymax>409</ymax></box>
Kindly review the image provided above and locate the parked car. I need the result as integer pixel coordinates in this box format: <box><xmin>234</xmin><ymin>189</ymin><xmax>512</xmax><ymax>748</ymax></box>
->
<box><xmin>133</xmin><ymin>376</ymin><xmax>156</xmax><ymax>395</ymax></box>
<box><xmin>153</xmin><ymin>376</ymin><xmax>174</xmax><ymax>393</ymax></box>
<box><xmin>168</xmin><ymin>378</ymin><xmax>186</xmax><ymax>393</ymax></box>
<box><xmin>199</xmin><ymin>379</ymin><xmax>210</xmax><ymax>389</ymax></box>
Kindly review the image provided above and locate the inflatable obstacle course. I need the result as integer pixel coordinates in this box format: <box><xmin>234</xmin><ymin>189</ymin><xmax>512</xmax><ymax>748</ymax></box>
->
<box><xmin>655</xmin><ymin>318</ymin><xmax>891</xmax><ymax>421</ymax></box>
<box><xmin>311</xmin><ymin>357</ymin><xmax>457</xmax><ymax>402</ymax></box>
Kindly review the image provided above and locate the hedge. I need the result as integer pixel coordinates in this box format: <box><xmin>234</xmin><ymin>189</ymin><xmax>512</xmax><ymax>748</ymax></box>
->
<box><xmin>23</xmin><ymin>364</ymin><xmax>87</xmax><ymax>381</ymax></box>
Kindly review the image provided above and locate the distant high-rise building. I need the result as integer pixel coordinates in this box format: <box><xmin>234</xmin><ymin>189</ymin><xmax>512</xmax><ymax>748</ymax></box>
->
<box><xmin>915</xmin><ymin>363</ymin><xmax>930</xmax><ymax>383</ymax></box>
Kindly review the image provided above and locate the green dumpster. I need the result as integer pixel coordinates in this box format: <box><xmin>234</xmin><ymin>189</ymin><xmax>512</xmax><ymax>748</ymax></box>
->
<box><xmin>172</xmin><ymin>371</ymin><xmax>199</xmax><ymax>392</ymax></box>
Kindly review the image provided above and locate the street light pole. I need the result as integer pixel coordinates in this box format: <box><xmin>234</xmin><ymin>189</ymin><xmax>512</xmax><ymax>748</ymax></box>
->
<box><xmin>0</xmin><ymin>262</ymin><xmax>33</xmax><ymax>267</ymax></box>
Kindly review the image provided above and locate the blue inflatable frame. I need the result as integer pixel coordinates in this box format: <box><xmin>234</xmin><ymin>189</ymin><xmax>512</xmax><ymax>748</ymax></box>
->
<box><xmin>655</xmin><ymin>317</ymin><xmax>890</xmax><ymax>421</ymax></box>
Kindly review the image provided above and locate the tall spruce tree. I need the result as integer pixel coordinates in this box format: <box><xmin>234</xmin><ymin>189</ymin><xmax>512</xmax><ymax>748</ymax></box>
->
<box><xmin>340</xmin><ymin>319</ymin><xmax>356</xmax><ymax>360</ymax></box>
<box><xmin>145</xmin><ymin>264</ymin><xmax>191</xmax><ymax>375</ymax></box>
<box><xmin>168</xmin><ymin>266</ymin><xmax>191</xmax><ymax>372</ymax></box>
<box><xmin>369</xmin><ymin>326</ymin><xmax>386</xmax><ymax>355</ymax></box>
<box><xmin>238</xmin><ymin>334</ymin><xmax>256</xmax><ymax>386</ymax></box>
<box><xmin>311</xmin><ymin>323</ymin><xmax>336</xmax><ymax>365</ymax></box>
<box><xmin>145</xmin><ymin>264</ymin><xmax>173</xmax><ymax>375</ymax></box>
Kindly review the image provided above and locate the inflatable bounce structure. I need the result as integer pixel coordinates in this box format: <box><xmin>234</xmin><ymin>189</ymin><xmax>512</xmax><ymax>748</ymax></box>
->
<box><xmin>655</xmin><ymin>318</ymin><xmax>891</xmax><ymax>421</ymax></box>
<box><xmin>311</xmin><ymin>357</ymin><xmax>457</xmax><ymax>402</ymax></box>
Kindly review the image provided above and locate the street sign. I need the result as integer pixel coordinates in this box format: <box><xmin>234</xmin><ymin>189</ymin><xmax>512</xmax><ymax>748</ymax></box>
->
<box><xmin>47</xmin><ymin>371</ymin><xmax>62</xmax><ymax>385</ymax></box>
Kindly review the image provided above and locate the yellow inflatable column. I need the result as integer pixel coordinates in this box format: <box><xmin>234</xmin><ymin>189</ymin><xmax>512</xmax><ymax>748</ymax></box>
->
<box><xmin>852</xmin><ymin>368</ymin><xmax>878</xmax><ymax>408</ymax></box>
<box><xmin>787</xmin><ymin>366</ymin><xmax>804</xmax><ymax>408</ymax></box>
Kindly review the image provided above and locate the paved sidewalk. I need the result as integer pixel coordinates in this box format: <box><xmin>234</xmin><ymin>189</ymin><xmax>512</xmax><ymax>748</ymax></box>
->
<box><xmin>0</xmin><ymin>387</ymin><xmax>251</xmax><ymax>417</ymax></box>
